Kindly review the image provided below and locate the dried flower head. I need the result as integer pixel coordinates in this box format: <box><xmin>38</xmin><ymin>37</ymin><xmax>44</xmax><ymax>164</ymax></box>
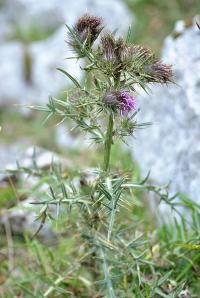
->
<box><xmin>68</xmin><ymin>14</ymin><xmax>103</xmax><ymax>54</ymax></box>
<box><xmin>100</xmin><ymin>33</ymin><xmax>128</xmax><ymax>63</ymax></box>
<box><xmin>145</xmin><ymin>61</ymin><xmax>173</xmax><ymax>83</ymax></box>
<box><xmin>131</xmin><ymin>45</ymin><xmax>153</xmax><ymax>61</ymax></box>
<box><xmin>100</xmin><ymin>33</ymin><xmax>116</xmax><ymax>62</ymax></box>
<box><xmin>99</xmin><ymin>34</ymin><xmax>155</xmax><ymax>78</ymax></box>
<box><xmin>104</xmin><ymin>91</ymin><xmax>137</xmax><ymax>116</ymax></box>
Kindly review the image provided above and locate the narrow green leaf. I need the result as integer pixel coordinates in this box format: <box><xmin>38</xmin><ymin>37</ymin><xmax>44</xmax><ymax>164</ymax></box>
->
<box><xmin>57</xmin><ymin>68</ymin><xmax>82</xmax><ymax>89</ymax></box>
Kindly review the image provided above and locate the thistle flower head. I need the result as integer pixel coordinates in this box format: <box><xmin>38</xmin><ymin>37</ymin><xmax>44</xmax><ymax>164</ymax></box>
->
<box><xmin>104</xmin><ymin>91</ymin><xmax>137</xmax><ymax>116</ymax></box>
<box><xmin>145</xmin><ymin>61</ymin><xmax>173</xmax><ymax>83</ymax></box>
<box><xmin>68</xmin><ymin>14</ymin><xmax>103</xmax><ymax>55</ymax></box>
<box><xmin>100</xmin><ymin>33</ymin><xmax>117</xmax><ymax>62</ymax></box>
<box><xmin>119</xmin><ymin>91</ymin><xmax>137</xmax><ymax>115</ymax></box>
<box><xmin>100</xmin><ymin>33</ymin><xmax>127</xmax><ymax>63</ymax></box>
<box><xmin>131</xmin><ymin>45</ymin><xmax>153</xmax><ymax>61</ymax></box>
<box><xmin>75</xmin><ymin>14</ymin><xmax>103</xmax><ymax>42</ymax></box>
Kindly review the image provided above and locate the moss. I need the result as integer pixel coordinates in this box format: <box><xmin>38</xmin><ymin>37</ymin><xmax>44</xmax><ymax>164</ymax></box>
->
<box><xmin>23</xmin><ymin>47</ymin><xmax>32</xmax><ymax>84</ymax></box>
<box><xmin>0</xmin><ymin>186</ymin><xmax>16</xmax><ymax>208</ymax></box>
<box><xmin>172</xmin><ymin>31</ymin><xmax>182</xmax><ymax>39</ymax></box>
<box><xmin>12</xmin><ymin>24</ymin><xmax>56</xmax><ymax>43</ymax></box>
<box><xmin>0</xmin><ymin>110</ymin><xmax>57</xmax><ymax>149</ymax></box>
<box><xmin>185</xmin><ymin>18</ymin><xmax>194</xmax><ymax>28</ymax></box>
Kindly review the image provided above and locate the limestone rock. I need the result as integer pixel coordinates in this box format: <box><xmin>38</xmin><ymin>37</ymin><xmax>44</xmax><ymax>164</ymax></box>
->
<box><xmin>5</xmin><ymin>0</ymin><xmax>132</xmax><ymax>34</ymax></box>
<box><xmin>132</xmin><ymin>18</ymin><xmax>200</xmax><ymax>201</ymax></box>
<box><xmin>0</xmin><ymin>146</ymin><xmax>71</xmax><ymax>242</ymax></box>
<box><xmin>0</xmin><ymin>29</ymin><xmax>82</xmax><ymax>106</ymax></box>
<box><xmin>55</xmin><ymin>124</ymin><xmax>90</xmax><ymax>150</ymax></box>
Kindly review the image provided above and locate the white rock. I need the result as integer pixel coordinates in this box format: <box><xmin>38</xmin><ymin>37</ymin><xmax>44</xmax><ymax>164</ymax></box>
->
<box><xmin>29</xmin><ymin>27</ymin><xmax>82</xmax><ymax>104</ymax></box>
<box><xmin>174</xmin><ymin>20</ymin><xmax>185</xmax><ymax>33</ymax></box>
<box><xmin>0</xmin><ymin>29</ymin><xmax>82</xmax><ymax>106</ymax></box>
<box><xmin>0</xmin><ymin>200</ymin><xmax>57</xmax><ymax>244</ymax></box>
<box><xmin>0</xmin><ymin>42</ymin><xmax>26</xmax><ymax>106</ymax></box>
<box><xmin>5</xmin><ymin>0</ymin><xmax>132</xmax><ymax>34</ymax></box>
<box><xmin>0</xmin><ymin>145</ymin><xmax>72</xmax><ymax>183</ymax></box>
<box><xmin>0</xmin><ymin>145</ymin><xmax>71</xmax><ymax>242</ymax></box>
<box><xmin>132</xmin><ymin>19</ymin><xmax>200</xmax><ymax>201</ymax></box>
<box><xmin>55</xmin><ymin>124</ymin><xmax>91</xmax><ymax>150</ymax></box>
<box><xmin>0</xmin><ymin>11</ymin><xmax>13</xmax><ymax>41</ymax></box>
<box><xmin>4</xmin><ymin>145</ymin><xmax>72</xmax><ymax>171</ymax></box>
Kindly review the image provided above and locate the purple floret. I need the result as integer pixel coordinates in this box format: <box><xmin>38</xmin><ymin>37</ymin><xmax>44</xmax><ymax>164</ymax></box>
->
<box><xmin>104</xmin><ymin>90</ymin><xmax>137</xmax><ymax>116</ymax></box>
<box><xmin>119</xmin><ymin>91</ymin><xmax>137</xmax><ymax>116</ymax></box>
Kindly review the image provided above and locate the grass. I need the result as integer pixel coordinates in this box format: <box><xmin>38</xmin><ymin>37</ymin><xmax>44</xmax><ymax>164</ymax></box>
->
<box><xmin>0</xmin><ymin>186</ymin><xmax>17</xmax><ymax>209</ymax></box>
<box><xmin>125</xmin><ymin>0</ymin><xmax>200</xmax><ymax>53</ymax></box>
<box><xmin>11</xmin><ymin>24</ymin><xmax>57</xmax><ymax>43</ymax></box>
<box><xmin>0</xmin><ymin>109</ymin><xmax>57</xmax><ymax>148</ymax></box>
<box><xmin>1</xmin><ymin>148</ymin><xmax>200</xmax><ymax>297</ymax></box>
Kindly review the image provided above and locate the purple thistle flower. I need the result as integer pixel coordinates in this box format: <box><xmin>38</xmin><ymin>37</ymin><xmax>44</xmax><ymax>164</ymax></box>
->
<box><xmin>119</xmin><ymin>91</ymin><xmax>137</xmax><ymax>116</ymax></box>
<box><xmin>104</xmin><ymin>91</ymin><xmax>137</xmax><ymax>116</ymax></box>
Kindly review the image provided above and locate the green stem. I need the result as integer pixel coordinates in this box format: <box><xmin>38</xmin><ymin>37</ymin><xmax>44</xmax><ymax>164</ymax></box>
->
<box><xmin>104</xmin><ymin>113</ymin><xmax>114</xmax><ymax>172</ymax></box>
<box><xmin>103</xmin><ymin>73</ymin><xmax>121</xmax><ymax>172</ymax></box>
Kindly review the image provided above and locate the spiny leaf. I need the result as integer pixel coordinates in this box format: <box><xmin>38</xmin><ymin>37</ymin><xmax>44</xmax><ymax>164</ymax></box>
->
<box><xmin>57</xmin><ymin>68</ymin><xmax>82</xmax><ymax>89</ymax></box>
<box><xmin>126</xmin><ymin>25</ymin><xmax>133</xmax><ymax>43</ymax></box>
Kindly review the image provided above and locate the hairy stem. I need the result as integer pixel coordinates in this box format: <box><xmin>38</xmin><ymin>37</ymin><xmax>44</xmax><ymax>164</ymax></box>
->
<box><xmin>104</xmin><ymin>113</ymin><xmax>114</xmax><ymax>172</ymax></box>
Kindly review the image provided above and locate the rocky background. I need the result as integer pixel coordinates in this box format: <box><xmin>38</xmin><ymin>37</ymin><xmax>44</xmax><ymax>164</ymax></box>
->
<box><xmin>133</xmin><ymin>18</ymin><xmax>200</xmax><ymax>202</ymax></box>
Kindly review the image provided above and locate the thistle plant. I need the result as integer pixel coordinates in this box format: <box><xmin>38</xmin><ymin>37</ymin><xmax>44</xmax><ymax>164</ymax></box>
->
<box><xmin>20</xmin><ymin>14</ymin><xmax>193</xmax><ymax>297</ymax></box>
